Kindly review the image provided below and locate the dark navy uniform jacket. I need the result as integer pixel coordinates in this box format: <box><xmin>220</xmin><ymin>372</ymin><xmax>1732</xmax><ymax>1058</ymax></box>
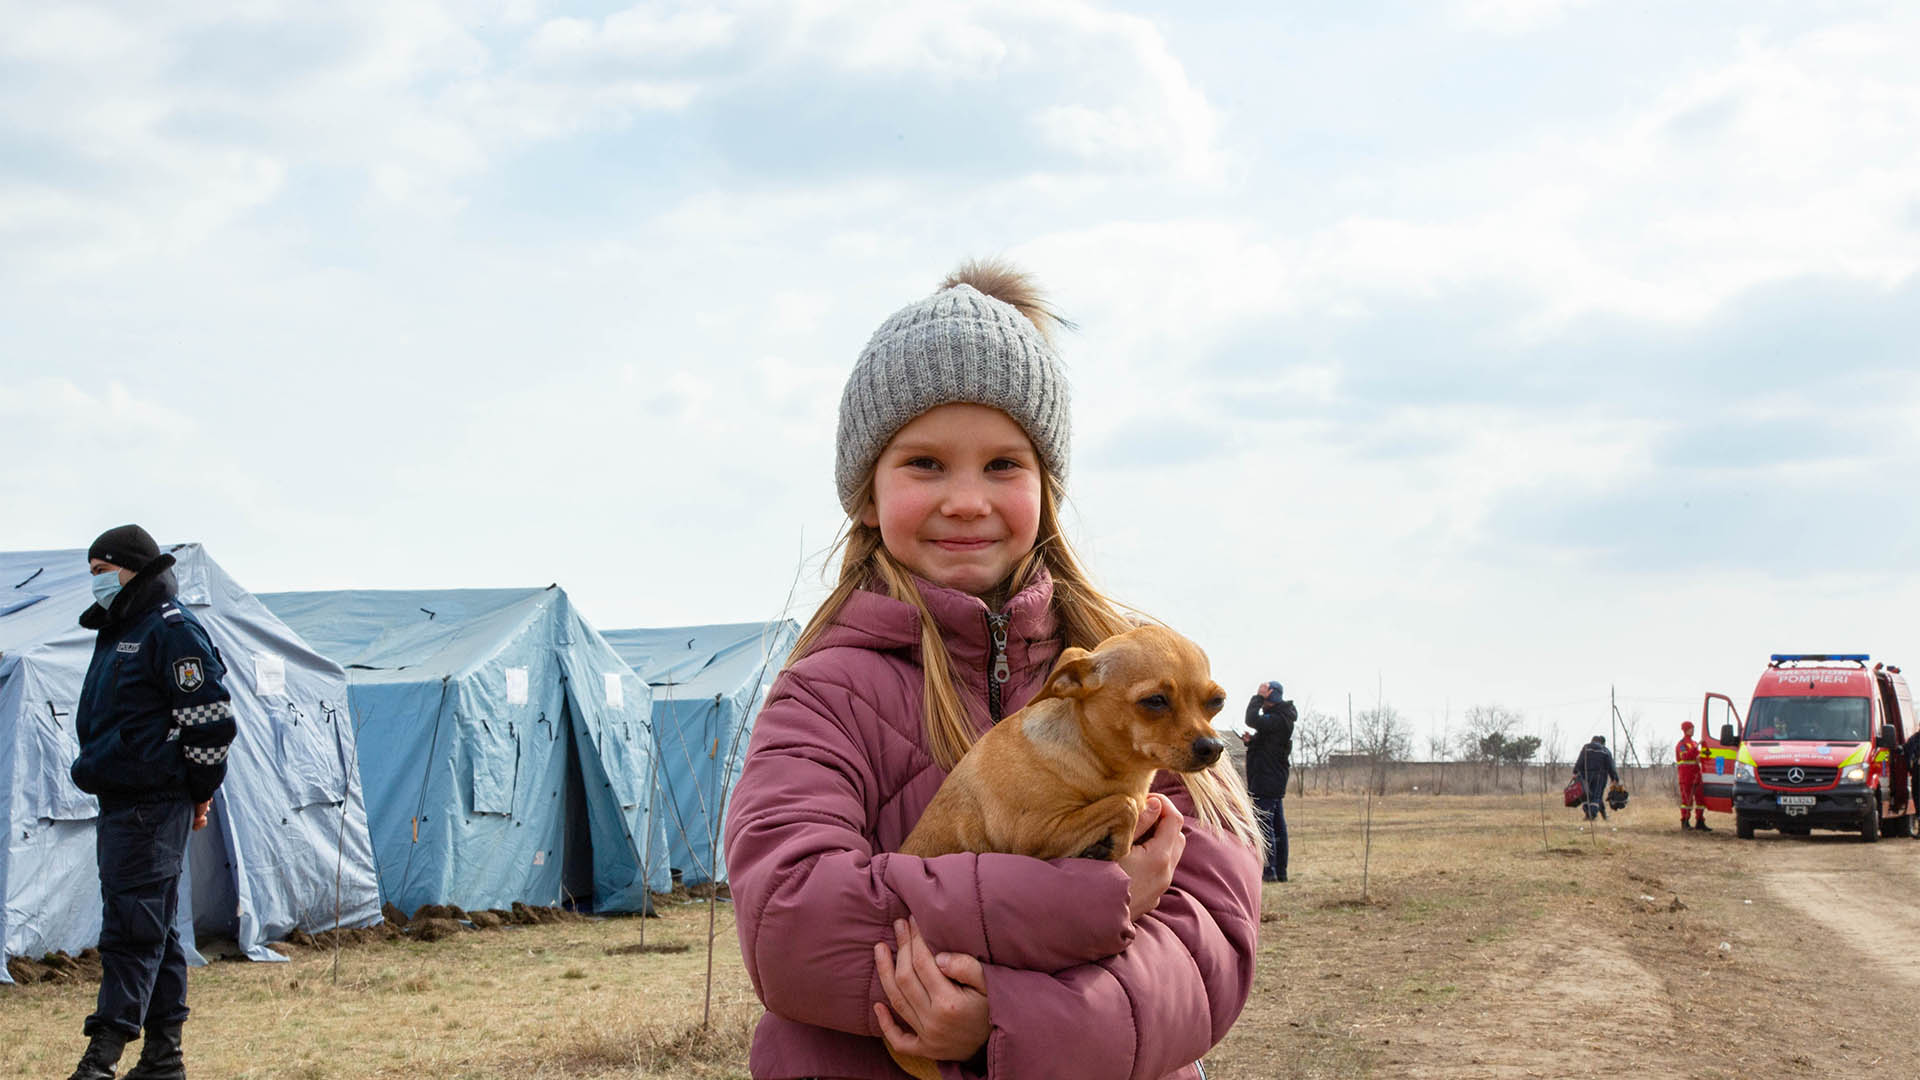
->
<box><xmin>1573</xmin><ymin>741</ymin><xmax>1618</xmax><ymax>787</ymax></box>
<box><xmin>72</xmin><ymin>553</ymin><xmax>237</xmax><ymax>808</ymax></box>
<box><xmin>1243</xmin><ymin>693</ymin><xmax>1297</xmax><ymax>798</ymax></box>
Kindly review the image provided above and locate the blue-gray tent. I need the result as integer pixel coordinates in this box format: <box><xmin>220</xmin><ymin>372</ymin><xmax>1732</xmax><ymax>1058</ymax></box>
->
<box><xmin>259</xmin><ymin>587</ymin><xmax>670</xmax><ymax>916</ymax></box>
<box><xmin>600</xmin><ymin>620</ymin><xmax>797</xmax><ymax>887</ymax></box>
<box><xmin>0</xmin><ymin>545</ymin><xmax>381</xmax><ymax>983</ymax></box>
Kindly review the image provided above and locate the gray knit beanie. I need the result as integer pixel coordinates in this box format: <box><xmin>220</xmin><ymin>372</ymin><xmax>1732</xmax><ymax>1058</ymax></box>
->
<box><xmin>835</xmin><ymin>282</ymin><xmax>1070</xmax><ymax>513</ymax></box>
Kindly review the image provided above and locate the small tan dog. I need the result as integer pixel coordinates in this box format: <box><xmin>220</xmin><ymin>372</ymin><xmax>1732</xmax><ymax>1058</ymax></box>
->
<box><xmin>885</xmin><ymin>624</ymin><xmax>1229</xmax><ymax>1079</ymax></box>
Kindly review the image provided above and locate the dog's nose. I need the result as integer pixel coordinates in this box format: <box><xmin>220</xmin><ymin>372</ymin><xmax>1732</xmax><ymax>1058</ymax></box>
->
<box><xmin>1191</xmin><ymin>736</ymin><xmax>1224</xmax><ymax>766</ymax></box>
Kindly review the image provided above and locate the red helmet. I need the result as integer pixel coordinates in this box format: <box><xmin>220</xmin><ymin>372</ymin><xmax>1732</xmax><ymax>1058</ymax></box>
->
<box><xmin>1681</xmin><ymin>720</ymin><xmax>1695</xmax><ymax>732</ymax></box>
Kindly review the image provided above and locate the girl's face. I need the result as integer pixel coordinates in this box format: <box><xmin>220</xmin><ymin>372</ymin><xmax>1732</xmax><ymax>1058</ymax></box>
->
<box><xmin>861</xmin><ymin>403</ymin><xmax>1043</xmax><ymax>599</ymax></box>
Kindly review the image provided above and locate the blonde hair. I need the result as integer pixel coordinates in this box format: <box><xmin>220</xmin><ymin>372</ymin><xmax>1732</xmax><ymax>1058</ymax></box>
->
<box><xmin>792</xmin><ymin>265</ymin><xmax>1261</xmax><ymax>853</ymax></box>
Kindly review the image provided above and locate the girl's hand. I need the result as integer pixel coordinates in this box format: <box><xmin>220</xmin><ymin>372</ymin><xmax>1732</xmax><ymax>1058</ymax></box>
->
<box><xmin>1118</xmin><ymin>793</ymin><xmax>1185</xmax><ymax>921</ymax></box>
<box><xmin>873</xmin><ymin>916</ymin><xmax>990</xmax><ymax>1062</ymax></box>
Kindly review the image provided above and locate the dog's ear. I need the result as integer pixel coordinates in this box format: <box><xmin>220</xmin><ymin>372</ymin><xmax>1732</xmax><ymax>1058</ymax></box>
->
<box><xmin>1040</xmin><ymin>647</ymin><xmax>1099</xmax><ymax>700</ymax></box>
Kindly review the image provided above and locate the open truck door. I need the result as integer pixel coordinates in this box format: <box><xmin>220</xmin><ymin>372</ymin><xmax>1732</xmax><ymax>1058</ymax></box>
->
<box><xmin>1699</xmin><ymin>692</ymin><xmax>1742</xmax><ymax>814</ymax></box>
<box><xmin>1870</xmin><ymin>663</ymin><xmax>1915</xmax><ymax>837</ymax></box>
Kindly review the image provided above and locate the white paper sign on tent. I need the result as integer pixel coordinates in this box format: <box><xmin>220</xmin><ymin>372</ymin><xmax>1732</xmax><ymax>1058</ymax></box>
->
<box><xmin>253</xmin><ymin>652</ymin><xmax>286</xmax><ymax>697</ymax></box>
<box><xmin>604</xmin><ymin>672</ymin><xmax>624</xmax><ymax>708</ymax></box>
<box><xmin>505</xmin><ymin>667</ymin><xmax>529</xmax><ymax>705</ymax></box>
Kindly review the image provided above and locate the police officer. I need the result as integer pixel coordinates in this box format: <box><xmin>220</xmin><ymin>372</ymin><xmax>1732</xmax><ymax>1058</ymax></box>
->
<box><xmin>66</xmin><ymin>525</ymin><xmax>237</xmax><ymax>1080</ymax></box>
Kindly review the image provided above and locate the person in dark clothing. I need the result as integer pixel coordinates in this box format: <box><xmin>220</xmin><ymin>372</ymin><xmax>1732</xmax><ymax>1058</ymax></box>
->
<box><xmin>1241</xmin><ymin>680</ymin><xmax>1296</xmax><ymax>882</ymax></box>
<box><xmin>1572</xmin><ymin>735</ymin><xmax>1619</xmax><ymax>823</ymax></box>
<box><xmin>66</xmin><ymin>525</ymin><xmax>237</xmax><ymax>1080</ymax></box>
<box><xmin>1905</xmin><ymin>729</ymin><xmax>1920</xmax><ymax>838</ymax></box>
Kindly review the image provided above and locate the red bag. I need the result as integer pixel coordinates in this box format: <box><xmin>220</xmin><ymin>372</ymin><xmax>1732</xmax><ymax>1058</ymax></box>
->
<box><xmin>1563</xmin><ymin>776</ymin><xmax>1585</xmax><ymax>807</ymax></box>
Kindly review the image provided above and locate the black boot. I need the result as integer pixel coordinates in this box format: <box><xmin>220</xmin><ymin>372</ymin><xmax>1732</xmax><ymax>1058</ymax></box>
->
<box><xmin>67</xmin><ymin>1032</ymin><xmax>127</xmax><ymax>1080</ymax></box>
<box><xmin>123</xmin><ymin>1024</ymin><xmax>185</xmax><ymax>1080</ymax></box>
<box><xmin>1695</xmin><ymin>819</ymin><xmax>1712</xmax><ymax>833</ymax></box>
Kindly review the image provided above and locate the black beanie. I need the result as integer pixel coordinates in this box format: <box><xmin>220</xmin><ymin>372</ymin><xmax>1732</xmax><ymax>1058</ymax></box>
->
<box><xmin>88</xmin><ymin>524</ymin><xmax>161</xmax><ymax>572</ymax></box>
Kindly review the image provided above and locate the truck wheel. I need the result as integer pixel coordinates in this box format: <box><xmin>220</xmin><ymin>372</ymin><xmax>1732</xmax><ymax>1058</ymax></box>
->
<box><xmin>1735</xmin><ymin>812</ymin><xmax>1755</xmax><ymax>840</ymax></box>
<box><xmin>1861</xmin><ymin>804</ymin><xmax>1881</xmax><ymax>843</ymax></box>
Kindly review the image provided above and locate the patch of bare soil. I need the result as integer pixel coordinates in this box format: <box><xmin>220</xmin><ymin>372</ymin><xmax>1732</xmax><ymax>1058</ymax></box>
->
<box><xmin>1761</xmin><ymin>837</ymin><xmax>1920</xmax><ymax>988</ymax></box>
<box><xmin>4</xmin><ymin>948</ymin><xmax>102</xmax><ymax>985</ymax></box>
<box><xmin>1391</xmin><ymin>923</ymin><xmax>1677</xmax><ymax>1077</ymax></box>
<box><xmin>605</xmin><ymin>942</ymin><xmax>693</xmax><ymax>956</ymax></box>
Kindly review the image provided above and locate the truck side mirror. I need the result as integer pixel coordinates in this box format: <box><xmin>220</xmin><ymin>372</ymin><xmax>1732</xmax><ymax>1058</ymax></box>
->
<box><xmin>1719</xmin><ymin>723</ymin><xmax>1738</xmax><ymax>748</ymax></box>
<box><xmin>1878</xmin><ymin>723</ymin><xmax>1898</xmax><ymax>751</ymax></box>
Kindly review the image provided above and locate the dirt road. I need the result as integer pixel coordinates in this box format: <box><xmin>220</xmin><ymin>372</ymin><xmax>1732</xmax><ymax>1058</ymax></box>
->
<box><xmin>1763</xmin><ymin>836</ymin><xmax>1920</xmax><ymax>989</ymax></box>
<box><xmin>1209</xmin><ymin>796</ymin><xmax>1920</xmax><ymax>1079</ymax></box>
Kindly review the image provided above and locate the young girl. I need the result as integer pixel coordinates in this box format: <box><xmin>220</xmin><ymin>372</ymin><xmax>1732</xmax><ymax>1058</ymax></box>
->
<box><xmin>726</xmin><ymin>261</ymin><xmax>1264</xmax><ymax>1080</ymax></box>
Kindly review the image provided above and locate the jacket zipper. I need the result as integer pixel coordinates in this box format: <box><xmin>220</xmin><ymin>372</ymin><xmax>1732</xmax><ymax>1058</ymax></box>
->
<box><xmin>986</xmin><ymin>612</ymin><xmax>1011</xmax><ymax>722</ymax></box>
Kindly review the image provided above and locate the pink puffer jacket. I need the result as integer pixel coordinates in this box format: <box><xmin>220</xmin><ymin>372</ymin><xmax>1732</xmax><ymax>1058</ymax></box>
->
<box><xmin>725</xmin><ymin>572</ymin><xmax>1262</xmax><ymax>1080</ymax></box>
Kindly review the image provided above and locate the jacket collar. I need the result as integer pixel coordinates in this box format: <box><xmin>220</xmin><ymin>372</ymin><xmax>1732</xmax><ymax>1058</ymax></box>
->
<box><xmin>79</xmin><ymin>552</ymin><xmax>178</xmax><ymax>633</ymax></box>
<box><xmin>821</xmin><ymin>568</ymin><xmax>1059</xmax><ymax>688</ymax></box>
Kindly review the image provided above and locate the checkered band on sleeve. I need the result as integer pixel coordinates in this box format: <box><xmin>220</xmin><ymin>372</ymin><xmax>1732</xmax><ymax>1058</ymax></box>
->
<box><xmin>172</xmin><ymin>701</ymin><xmax>233</xmax><ymax>727</ymax></box>
<box><xmin>184</xmin><ymin>744</ymin><xmax>229</xmax><ymax>766</ymax></box>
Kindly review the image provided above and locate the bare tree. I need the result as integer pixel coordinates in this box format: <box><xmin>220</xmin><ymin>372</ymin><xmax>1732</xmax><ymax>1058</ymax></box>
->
<box><xmin>1626</xmin><ymin>708</ymin><xmax>1673</xmax><ymax>796</ymax></box>
<box><xmin>1541</xmin><ymin>723</ymin><xmax>1560</xmax><ymax>768</ymax></box>
<box><xmin>1354</xmin><ymin>704</ymin><xmax>1412</xmax><ymax>794</ymax></box>
<box><xmin>1538</xmin><ymin>721</ymin><xmax>1565</xmax><ymax>850</ymax></box>
<box><xmin>1294</xmin><ymin>709</ymin><xmax>1342</xmax><ymax>795</ymax></box>
<box><xmin>1460</xmin><ymin>703</ymin><xmax>1523</xmax><ymax>791</ymax></box>
<box><xmin>1427</xmin><ymin>723</ymin><xmax>1450</xmax><ymax>795</ymax></box>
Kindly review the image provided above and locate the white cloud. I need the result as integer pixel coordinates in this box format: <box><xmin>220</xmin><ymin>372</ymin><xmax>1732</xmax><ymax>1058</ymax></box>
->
<box><xmin>8</xmin><ymin>2</ymin><xmax>1920</xmax><ymax>744</ymax></box>
<box><xmin>1314</xmin><ymin>16</ymin><xmax>1920</xmax><ymax>330</ymax></box>
<box><xmin>1451</xmin><ymin>0</ymin><xmax>1592</xmax><ymax>35</ymax></box>
<box><xmin>1</xmin><ymin>0</ymin><xmax>1226</xmax><ymax>282</ymax></box>
<box><xmin>0</xmin><ymin>378</ymin><xmax>198</xmax><ymax>438</ymax></box>
<box><xmin>529</xmin><ymin>8</ymin><xmax>739</xmax><ymax>62</ymax></box>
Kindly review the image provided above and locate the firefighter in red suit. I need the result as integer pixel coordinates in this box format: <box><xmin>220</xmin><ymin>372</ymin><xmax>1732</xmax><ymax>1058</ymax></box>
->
<box><xmin>1676</xmin><ymin>720</ymin><xmax>1710</xmax><ymax>832</ymax></box>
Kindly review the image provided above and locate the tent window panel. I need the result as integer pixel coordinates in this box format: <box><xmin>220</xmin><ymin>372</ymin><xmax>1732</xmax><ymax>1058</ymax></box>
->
<box><xmin>274</xmin><ymin>701</ymin><xmax>348</xmax><ymax>810</ymax></box>
<box><xmin>600</xmin><ymin>721</ymin><xmax>648</xmax><ymax>810</ymax></box>
<box><xmin>28</xmin><ymin>701</ymin><xmax>97</xmax><ymax>822</ymax></box>
<box><xmin>469</xmin><ymin>721</ymin><xmax>519</xmax><ymax>816</ymax></box>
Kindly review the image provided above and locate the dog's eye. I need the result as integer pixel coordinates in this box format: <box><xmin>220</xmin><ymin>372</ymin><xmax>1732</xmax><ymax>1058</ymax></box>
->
<box><xmin>1138</xmin><ymin>694</ymin><xmax>1170</xmax><ymax>711</ymax></box>
<box><xmin>1204</xmin><ymin>696</ymin><xmax>1225</xmax><ymax>712</ymax></box>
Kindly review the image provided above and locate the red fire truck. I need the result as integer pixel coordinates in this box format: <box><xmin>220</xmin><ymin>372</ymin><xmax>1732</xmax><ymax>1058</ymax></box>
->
<box><xmin>1699</xmin><ymin>654</ymin><xmax>1916</xmax><ymax>841</ymax></box>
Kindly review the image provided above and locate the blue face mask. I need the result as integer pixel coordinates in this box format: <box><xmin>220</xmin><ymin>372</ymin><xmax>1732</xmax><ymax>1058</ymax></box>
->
<box><xmin>91</xmin><ymin>570</ymin><xmax>123</xmax><ymax>610</ymax></box>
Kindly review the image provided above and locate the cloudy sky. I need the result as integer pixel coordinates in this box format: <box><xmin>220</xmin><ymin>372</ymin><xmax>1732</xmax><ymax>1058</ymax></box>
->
<box><xmin>6</xmin><ymin>0</ymin><xmax>1918</xmax><ymax>762</ymax></box>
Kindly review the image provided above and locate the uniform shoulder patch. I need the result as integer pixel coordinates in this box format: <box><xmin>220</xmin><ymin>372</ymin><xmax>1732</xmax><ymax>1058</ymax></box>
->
<box><xmin>161</xmin><ymin>606</ymin><xmax>185</xmax><ymax>624</ymax></box>
<box><xmin>174</xmin><ymin>657</ymin><xmax>205</xmax><ymax>693</ymax></box>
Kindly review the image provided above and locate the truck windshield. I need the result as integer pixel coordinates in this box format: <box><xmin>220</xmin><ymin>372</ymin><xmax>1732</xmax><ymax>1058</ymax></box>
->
<box><xmin>1744</xmin><ymin>696</ymin><xmax>1870</xmax><ymax>742</ymax></box>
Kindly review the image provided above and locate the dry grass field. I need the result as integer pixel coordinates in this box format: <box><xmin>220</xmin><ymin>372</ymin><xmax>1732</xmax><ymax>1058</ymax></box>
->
<box><xmin>6</xmin><ymin>791</ymin><xmax>1918</xmax><ymax>1078</ymax></box>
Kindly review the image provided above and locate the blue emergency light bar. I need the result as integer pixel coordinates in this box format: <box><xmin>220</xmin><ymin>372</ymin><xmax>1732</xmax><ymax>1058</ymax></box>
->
<box><xmin>1770</xmin><ymin>653</ymin><xmax>1870</xmax><ymax>663</ymax></box>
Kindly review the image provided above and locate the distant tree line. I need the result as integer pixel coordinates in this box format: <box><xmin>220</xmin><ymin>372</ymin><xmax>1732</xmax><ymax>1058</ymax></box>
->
<box><xmin>1278</xmin><ymin>700</ymin><xmax>1569</xmax><ymax>795</ymax></box>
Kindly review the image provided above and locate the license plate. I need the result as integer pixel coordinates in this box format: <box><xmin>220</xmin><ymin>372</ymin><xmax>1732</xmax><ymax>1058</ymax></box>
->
<box><xmin>1778</xmin><ymin>795</ymin><xmax>1816</xmax><ymax>806</ymax></box>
